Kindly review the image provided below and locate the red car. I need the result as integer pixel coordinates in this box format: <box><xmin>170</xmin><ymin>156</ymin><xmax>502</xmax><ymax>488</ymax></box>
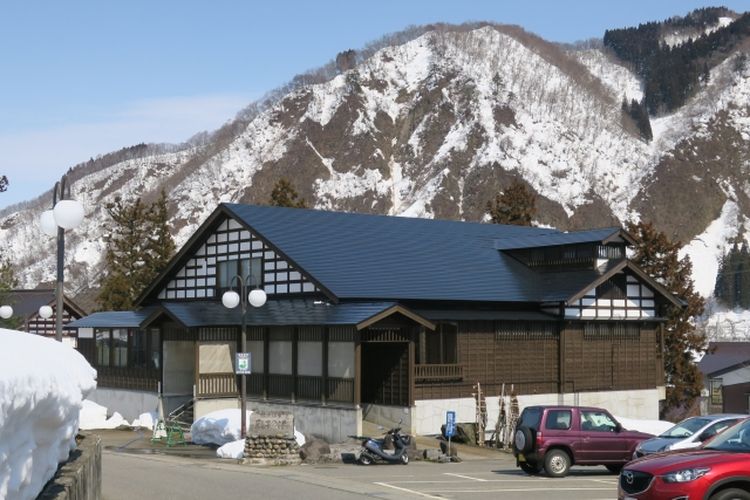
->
<box><xmin>618</xmin><ymin>417</ymin><xmax>750</xmax><ymax>500</ymax></box>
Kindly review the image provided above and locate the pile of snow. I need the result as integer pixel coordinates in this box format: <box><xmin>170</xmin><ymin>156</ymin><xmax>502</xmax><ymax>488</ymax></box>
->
<box><xmin>78</xmin><ymin>400</ymin><xmax>129</xmax><ymax>430</ymax></box>
<box><xmin>131</xmin><ymin>410</ymin><xmax>158</xmax><ymax>430</ymax></box>
<box><xmin>192</xmin><ymin>409</ymin><xmax>306</xmax><ymax>459</ymax></box>
<box><xmin>0</xmin><ymin>329</ymin><xmax>97</xmax><ymax>500</ymax></box>
<box><xmin>616</xmin><ymin>416</ymin><xmax>673</xmax><ymax>436</ymax></box>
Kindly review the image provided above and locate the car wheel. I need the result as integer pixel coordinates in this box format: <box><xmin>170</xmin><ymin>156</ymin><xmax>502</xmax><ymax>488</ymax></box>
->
<box><xmin>520</xmin><ymin>462</ymin><xmax>542</xmax><ymax>475</ymax></box>
<box><xmin>605</xmin><ymin>464</ymin><xmax>622</xmax><ymax>474</ymax></box>
<box><xmin>400</xmin><ymin>452</ymin><xmax>409</xmax><ymax>465</ymax></box>
<box><xmin>709</xmin><ymin>488</ymin><xmax>750</xmax><ymax>500</ymax></box>
<box><xmin>514</xmin><ymin>426</ymin><xmax>534</xmax><ymax>454</ymax></box>
<box><xmin>358</xmin><ymin>453</ymin><xmax>373</xmax><ymax>465</ymax></box>
<box><xmin>544</xmin><ymin>449</ymin><xmax>571</xmax><ymax>478</ymax></box>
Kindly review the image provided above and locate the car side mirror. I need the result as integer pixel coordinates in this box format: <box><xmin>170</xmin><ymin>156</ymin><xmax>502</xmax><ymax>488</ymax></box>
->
<box><xmin>615</xmin><ymin>422</ymin><xmax>622</xmax><ymax>433</ymax></box>
<box><xmin>698</xmin><ymin>432</ymin><xmax>712</xmax><ymax>442</ymax></box>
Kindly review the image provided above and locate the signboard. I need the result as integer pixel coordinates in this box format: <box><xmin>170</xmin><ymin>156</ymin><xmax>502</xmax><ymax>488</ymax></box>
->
<box><xmin>249</xmin><ymin>411</ymin><xmax>295</xmax><ymax>438</ymax></box>
<box><xmin>236</xmin><ymin>352</ymin><xmax>251</xmax><ymax>375</ymax></box>
<box><xmin>445</xmin><ymin>410</ymin><xmax>456</xmax><ymax>438</ymax></box>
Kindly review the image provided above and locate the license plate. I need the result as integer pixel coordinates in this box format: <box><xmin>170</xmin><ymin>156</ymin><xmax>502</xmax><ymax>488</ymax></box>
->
<box><xmin>517</xmin><ymin>454</ymin><xmax>526</xmax><ymax>462</ymax></box>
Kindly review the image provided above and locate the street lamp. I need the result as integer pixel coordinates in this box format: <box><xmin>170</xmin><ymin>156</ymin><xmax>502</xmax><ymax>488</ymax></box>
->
<box><xmin>0</xmin><ymin>305</ymin><xmax>13</xmax><ymax>320</ymax></box>
<box><xmin>39</xmin><ymin>174</ymin><xmax>84</xmax><ymax>342</ymax></box>
<box><xmin>222</xmin><ymin>274</ymin><xmax>267</xmax><ymax>438</ymax></box>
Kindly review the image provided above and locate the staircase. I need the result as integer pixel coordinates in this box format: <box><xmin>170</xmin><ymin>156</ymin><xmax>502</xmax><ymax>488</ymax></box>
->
<box><xmin>167</xmin><ymin>399</ymin><xmax>195</xmax><ymax>434</ymax></box>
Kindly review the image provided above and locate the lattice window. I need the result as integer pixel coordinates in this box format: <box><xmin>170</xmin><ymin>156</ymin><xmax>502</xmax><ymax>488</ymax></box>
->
<box><xmin>583</xmin><ymin>322</ymin><xmax>639</xmax><ymax>340</ymax></box>
<box><xmin>496</xmin><ymin>321</ymin><xmax>557</xmax><ymax>340</ymax></box>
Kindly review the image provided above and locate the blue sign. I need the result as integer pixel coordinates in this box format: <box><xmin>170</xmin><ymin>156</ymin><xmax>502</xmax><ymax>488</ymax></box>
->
<box><xmin>445</xmin><ymin>410</ymin><xmax>456</xmax><ymax>438</ymax></box>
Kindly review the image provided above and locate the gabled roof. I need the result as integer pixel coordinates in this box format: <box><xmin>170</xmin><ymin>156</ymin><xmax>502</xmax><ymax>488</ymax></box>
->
<box><xmin>137</xmin><ymin>203</ymin><xmax>682</xmax><ymax>307</ymax></box>
<box><xmin>699</xmin><ymin>342</ymin><xmax>750</xmax><ymax>377</ymax></box>
<box><xmin>494</xmin><ymin>227</ymin><xmax>634</xmax><ymax>250</ymax></box>
<box><xmin>3</xmin><ymin>289</ymin><xmax>87</xmax><ymax>318</ymax></box>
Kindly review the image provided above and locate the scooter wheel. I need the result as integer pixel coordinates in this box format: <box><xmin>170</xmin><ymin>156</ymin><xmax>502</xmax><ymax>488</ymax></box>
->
<box><xmin>400</xmin><ymin>453</ymin><xmax>409</xmax><ymax>465</ymax></box>
<box><xmin>358</xmin><ymin>453</ymin><xmax>373</xmax><ymax>465</ymax></box>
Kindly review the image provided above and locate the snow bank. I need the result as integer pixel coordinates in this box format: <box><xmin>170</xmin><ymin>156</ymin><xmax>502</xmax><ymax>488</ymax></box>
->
<box><xmin>0</xmin><ymin>329</ymin><xmax>97</xmax><ymax>500</ymax></box>
<box><xmin>216</xmin><ymin>439</ymin><xmax>245</xmax><ymax>459</ymax></box>
<box><xmin>78</xmin><ymin>400</ymin><xmax>129</xmax><ymax>430</ymax></box>
<box><xmin>616</xmin><ymin>416</ymin><xmax>673</xmax><ymax>436</ymax></box>
<box><xmin>191</xmin><ymin>409</ymin><xmax>254</xmax><ymax>446</ymax></box>
<box><xmin>131</xmin><ymin>410</ymin><xmax>158</xmax><ymax>430</ymax></box>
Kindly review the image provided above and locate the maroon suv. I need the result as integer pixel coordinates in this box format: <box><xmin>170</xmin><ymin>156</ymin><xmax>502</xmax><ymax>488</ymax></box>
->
<box><xmin>513</xmin><ymin>405</ymin><xmax>653</xmax><ymax>477</ymax></box>
<box><xmin>618</xmin><ymin>417</ymin><xmax>750</xmax><ymax>500</ymax></box>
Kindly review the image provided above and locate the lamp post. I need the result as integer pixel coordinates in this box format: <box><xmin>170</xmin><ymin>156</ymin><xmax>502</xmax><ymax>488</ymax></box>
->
<box><xmin>222</xmin><ymin>274</ymin><xmax>267</xmax><ymax>438</ymax></box>
<box><xmin>39</xmin><ymin>174</ymin><xmax>84</xmax><ymax>342</ymax></box>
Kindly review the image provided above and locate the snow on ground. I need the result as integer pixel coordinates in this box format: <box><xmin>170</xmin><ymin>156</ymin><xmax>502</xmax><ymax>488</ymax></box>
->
<box><xmin>615</xmin><ymin>416</ymin><xmax>673</xmax><ymax>436</ymax></box>
<box><xmin>679</xmin><ymin>200</ymin><xmax>744</xmax><ymax>297</ymax></box>
<box><xmin>78</xmin><ymin>400</ymin><xmax>129</xmax><ymax>430</ymax></box>
<box><xmin>0</xmin><ymin>329</ymin><xmax>97</xmax><ymax>500</ymax></box>
<box><xmin>701</xmin><ymin>305</ymin><xmax>750</xmax><ymax>341</ymax></box>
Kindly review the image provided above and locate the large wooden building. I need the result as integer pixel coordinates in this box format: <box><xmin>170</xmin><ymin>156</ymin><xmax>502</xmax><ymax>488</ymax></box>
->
<box><xmin>69</xmin><ymin>204</ymin><xmax>682</xmax><ymax>441</ymax></box>
<box><xmin>4</xmin><ymin>289</ymin><xmax>85</xmax><ymax>347</ymax></box>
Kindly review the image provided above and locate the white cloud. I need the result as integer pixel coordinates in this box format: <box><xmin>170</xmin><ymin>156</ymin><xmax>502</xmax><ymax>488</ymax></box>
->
<box><xmin>0</xmin><ymin>93</ymin><xmax>255</xmax><ymax>210</ymax></box>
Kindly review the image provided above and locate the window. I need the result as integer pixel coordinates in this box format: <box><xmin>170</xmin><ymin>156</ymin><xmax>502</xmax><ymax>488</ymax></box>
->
<box><xmin>545</xmin><ymin>410</ymin><xmax>572</xmax><ymax>430</ymax></box>
<box><xmin>710</xmin><ymin>379</ymin><xmax>723</xmax><ymax>406</ymax></box>
<box><xmin>217</xmin><ymin>258</ymin><xmax>262</xmax><ymax>289</ymax></box>
<box><xmin>421</xmin><ymin>323</ymin><xmax>458</xmax><ymax>364</ymax></box>
<box><xmin>96</xmin><ymin>329</ymin><xmax>110</xmax><ymax>367</ymax></box>
<box><xmin>94</xmin><ymin>328</ymin><xmax>159</xmax><ymax>369</ymax></box>
<box><xmin>580</xmin><ymin>410</ymin><xmax>618</xmax><ymax>432</ymax></box>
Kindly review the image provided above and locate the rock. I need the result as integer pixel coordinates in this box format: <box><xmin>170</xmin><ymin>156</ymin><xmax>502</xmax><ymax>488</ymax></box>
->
<box><xmin>299</xmin><ymin>437</ymin><xmax>331</xmax><ymax>462</ymax></box>
<box><xmin>423</xmin><ymin>449</ymin><xmax>442</xmax><ymax>461</ymax></box>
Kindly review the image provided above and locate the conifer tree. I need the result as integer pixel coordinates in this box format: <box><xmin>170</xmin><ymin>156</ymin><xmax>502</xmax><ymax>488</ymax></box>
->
<box><xmin>0</xmin><ymin>175</ymin><xmax>7</xmax><ymax>192</ymax></box>
<box><xmin>486</xmin><ymin>180</ymin><xmax>536</xmax><ymax>226</ymax></box>
<box><xmin>97</xmin><ymin>191</ymin><xmax>175</xmax><ymax>311</ymax></box>
<box><xmin>626</xmin><ymin>221</ymin><xmax>706</xmax><ymax>419</ymax></box>
<box><xmin>270</xmin><ymin>178</ymin><xmax>307</xmax><ymax>208</ymax></box>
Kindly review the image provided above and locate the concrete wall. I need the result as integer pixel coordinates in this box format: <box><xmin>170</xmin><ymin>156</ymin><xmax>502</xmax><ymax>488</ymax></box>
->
<box><xmin>247</xmin><ymin>401</ymin><xmax>361</xmax><ymax>443</ymax></box>
<box><xmin>362</xmin><ymin>404</ymin><xmax>414</xmax><ymax>433</ymax></box>
<box><xmin>38</xmin><ymin>433</ymin><xmax>101</xmax><ymax>500</ymax></box>
<box><xmin>414</xmin><ymin>388</ymin><xmax>661</xmax><ymax>436</ymax></box>
<box><xmin>87</xmin><ymin>388</ymin><xmax>159</xmax><ymax>422</ymax></box>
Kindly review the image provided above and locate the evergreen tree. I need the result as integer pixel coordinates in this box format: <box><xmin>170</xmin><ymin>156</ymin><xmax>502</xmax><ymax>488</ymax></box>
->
<box><xmin>486</xmin><ymin>180</ymin><xmax>536</xmax><ymax>226</ymax></box>
<box><xmin>0</xmin><ymin>256</ymin><xmax>20</xmax><ymax>329</ymax></box>
<box><xmin>0</xmin><ymin>175</ymin><xmax>7</xmax><ymax>193</ymax></box>
<box><xmin>97</xmin><ymin>191</ymin><xmax>175</xmax><ymax>311</ymax></box>
<box><xmin>626</xmin><ymin>221</ymin><xmax>706</xmax><ymax>419</ymax></box>
<box><xmin>270</xmin><ymin>178</ymin><xmax>307</xmax><ymax>208</ymax></box>
<box><xmin>713</xmin><ymin>242</ymin><xmax>750</xmax><ymax>309</ymax></box>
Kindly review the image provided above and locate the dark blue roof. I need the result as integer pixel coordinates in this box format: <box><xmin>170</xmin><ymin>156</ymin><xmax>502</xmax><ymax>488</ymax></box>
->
<box><xmin>493</xmin><ymin>227</ymin><xmax>623</xmax><ymax>250</ymax></box>
<box><xmin>223</xmin><ymin>204</ymin><xmax>563</xmax><ymax>302</ymax></box>
<box><xmin>157</xmin><ymin>300</ymin><xmax>400</xmax><ymax>327</ymax></box>
<box><xmin>67</xmin><ymin>308</ymin><xmax>158</xmax><ymax>328</ymax></box>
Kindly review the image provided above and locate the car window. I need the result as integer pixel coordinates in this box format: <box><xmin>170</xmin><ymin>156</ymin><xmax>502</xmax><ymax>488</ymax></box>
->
<box><xmin>544</xmin><ymin>410</ymin><xmax>572</xmax><ymax>430</ymax></box>
<box><xmin>660</xmin><ymin>417</ymin><xmax>710</xmax><ymax>438</ymax></box>
<box><xmin>697</xmin><ymin>419</ymin><xmax>741</xmax><ymax>442</ymax></box>
<box><xmin>704</xmin><ymin>418</ymin><xmax>750</xmax><ymax>451</ymax></box>
<box><xmin>518</xmin><ymin>407</ymin><xmax>543</xmax><ymax>430</ymax></box>
<box><xmin>580</xmin><ymin>410</ymin><xmax>618</xmax><ymax>432</ymax></box>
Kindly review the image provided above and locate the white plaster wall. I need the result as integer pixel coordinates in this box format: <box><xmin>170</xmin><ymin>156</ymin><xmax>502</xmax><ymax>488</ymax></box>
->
<box><xmin>723</xmin><ymin>366</ymin><xmax>750</xmax><ymax>386</ymax></box>
<box><xmin>194</xmin><ymin>398</ymin><xmax>240</xmax><ymax>419</ymax></box>
<box><xmin>414</xmin><ymin>388</ymin><xmax>661</xmax><ymax>436</ymax></box>
<box><xmin>163</xmin><ymin>341</ymin><xmax>194</xmax><ymax>395</ymax></box>
<box><xmin>199</xmin><ymin>341</ymin><xmax>234</xmax><ymax>374</ymax></box>
<box><xmin>87</xmin><ymin>388</ymin><xmax>159</xmax><ymax>422</ymax></box>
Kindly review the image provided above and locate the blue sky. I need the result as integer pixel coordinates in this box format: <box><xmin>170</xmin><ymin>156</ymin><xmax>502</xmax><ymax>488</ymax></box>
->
<box><xmin>1</xmin><ymin>0</ymin><xmax>747</xmax><ymax>209</ymax></box>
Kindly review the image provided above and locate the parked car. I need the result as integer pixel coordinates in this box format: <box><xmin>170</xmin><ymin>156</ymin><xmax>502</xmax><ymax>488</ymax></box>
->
<box><xmin>618</xmin><ymin>417</ymin><xmax>750</xmax><ymax>500</ymax></box>
<box><xmin>633</xmin><ymin>414</ymin><xmax>745</xmax><ymax>458</ymax></box>
<box><xmin>513</xmin><ymin>405</ymin><xmax>653</xmax><ymax>478</ymax></box>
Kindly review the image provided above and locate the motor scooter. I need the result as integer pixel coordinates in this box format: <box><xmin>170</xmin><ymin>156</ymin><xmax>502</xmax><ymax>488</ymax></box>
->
<box><xmin>357</xmin><ymin>424</ymin><xmax>411</xmax><ymax>465</ymax></box>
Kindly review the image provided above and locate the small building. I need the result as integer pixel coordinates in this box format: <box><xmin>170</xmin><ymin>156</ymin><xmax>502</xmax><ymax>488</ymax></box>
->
<box><xmin>3</xmin><ymin>289</ymin><xmax>86</xmax><ymax>347</ymax></box>
<box><xmin>68</xmin><ymin>204</ymin><xmax>682</xmax><ymax>441</ymax></box>
<box><xmin>699</xmin><ymin>341</ymin><xmax>750</xmax><ymax>414</ymax></box>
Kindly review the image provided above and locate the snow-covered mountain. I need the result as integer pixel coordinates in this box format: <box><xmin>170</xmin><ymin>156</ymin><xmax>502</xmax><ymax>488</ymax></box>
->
<box><xmin>1</xmin><ymin>15</ymin><xmax>749</xmax><ymax>312</ymax></box>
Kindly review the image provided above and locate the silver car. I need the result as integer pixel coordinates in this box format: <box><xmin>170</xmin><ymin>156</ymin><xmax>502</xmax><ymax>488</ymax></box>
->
<box><xmin>633</xmin><ymin>413</ymin><xmax>745</xmax><ymax>458</ymax></box>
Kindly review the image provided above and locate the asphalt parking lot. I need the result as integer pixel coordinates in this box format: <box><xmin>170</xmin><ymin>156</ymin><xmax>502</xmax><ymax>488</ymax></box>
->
<box><xmin>100</xmin><ymin>429</ymin><xmax>621</xmax><ymax>499</ymax></box>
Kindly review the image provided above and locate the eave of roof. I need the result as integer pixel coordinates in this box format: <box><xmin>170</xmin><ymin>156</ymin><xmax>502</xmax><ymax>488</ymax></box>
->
<box><xmin>493</xmin><ymin>227</ymin><xmax>634</xmax><ymax>250</ymax></box>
